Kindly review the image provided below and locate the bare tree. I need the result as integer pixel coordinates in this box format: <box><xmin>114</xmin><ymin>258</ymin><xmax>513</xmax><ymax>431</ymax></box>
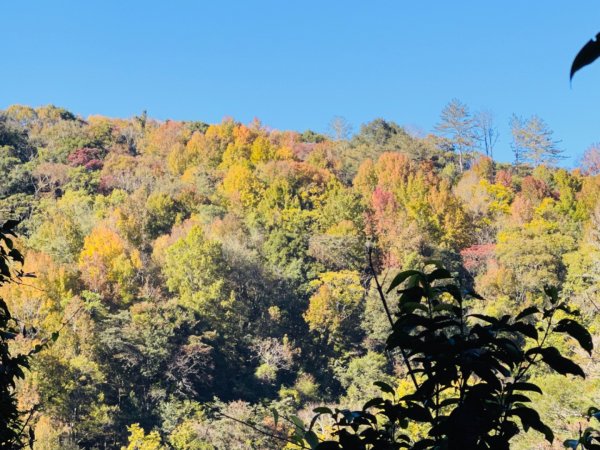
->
<box><xmin>474</xmin><ymin>110</ymin><xmax>498</xmax><ymax>160</ymax></box>
<box><xmin>581</xmin><ymin>143</ymin><xmax>600</xmax><ymax>175</ymax></box>
<box><xmin>327</xmin><ymin>116</ymin><xmax>353</xmax><ymax>141</ymax></box>
<box><xmin>251</xmin><ymin>337</ymin><xmax>295</xmax><ymax>372</ymax></box>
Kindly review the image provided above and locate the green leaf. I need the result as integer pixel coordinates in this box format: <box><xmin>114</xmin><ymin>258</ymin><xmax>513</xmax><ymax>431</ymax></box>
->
<box><xmin>508</xmin><ymin>393</ymin><xmax>532</xmax><ymax>403</ymax></box>
<box><xmin>554</xmin><ymin>318</ymin><xmax>593</xmax><ymax>355</ymax></box>
<box><xmin>271</xmin><ymin>408</ymin><xmax>279</xmax><ymax>427</ymax></box>
<box><xmin>28</xmin><ymin>426</ymin><xmax>35</xmax><ymax>449</ymax></box>
<box><xmin>412</xmin><ymin>439</ymin><xmax>436</xmax><ymax>449</ymax></box>
<box><xmin>399</xmin><ymin>286</ymin><xmax>425</xmax><ymax>303</ymax></box>
<box><xmin>8</xmin><ymin>248</ymin><xmax>24</xmax><ymax>264</ymax></box>
<box><xmin>1</xmin><ymin>219</ymin><xmax>20</xmax><ymax>234</ymax></box>
<box><xmin>290</xmin><ymin>415</ymin><xmax>305</xmax><ymax>431</ymax></box>
<box><xmin>387</xmin><ymin>270</ymin><xmax>423</xmax><ymax>293</ymax></box>
<box><xmin>438</xmin><ymin>397</ymin><xmax>460</xmax><ymax>408</ymax></box>
<box><xmin>556</xmin><ymin>304</ymin><xmax>581</xmax><ymax>316</ymax></box>
<box><xmin>432</xmin><ymin>303</ymin><xmax>458</xmax><ymax>314</ymax></box>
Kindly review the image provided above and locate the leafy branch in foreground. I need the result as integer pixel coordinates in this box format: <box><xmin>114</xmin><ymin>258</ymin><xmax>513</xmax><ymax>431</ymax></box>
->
<box><xmin>564</xmin><ymin>407</ymin><xmax>600</xmax><ymax>449</ymax></box>
<box><xmin>293</xmin><ymin>263</ymin><xmax>592</xmax><ymax>450</ymax></box>
<box><xmin>0</xmin><ymin>220</ymin><xmax>57</xmax><ymax>449</ymax></box>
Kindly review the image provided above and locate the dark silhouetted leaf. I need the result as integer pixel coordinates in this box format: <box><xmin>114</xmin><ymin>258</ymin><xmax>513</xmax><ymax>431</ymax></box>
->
<box><xmin>404</xmin><ymin>403</ymin><xmax>432</xmax><ymax>422</ymax></box>
<box><xmin>512</xmin><ymin>382</ymin><xmax>543</xmax><ymax>395</ymax></box>
<box><xmin>426</xmin><ymin>268</ymin><xmax>452</xmax><ymax>282</ymax></box>
<box><xmin>554</xmin><ymin>318</ymin><xmax>593</xmax><ymax>355</ymax></box>
<box><xmin>373</xmin><ymin>381</ymin><xmax>395</xmax><ymax>395</ymax></box>
<box><xmin>529</xmin><ymin>347</ymin><xmax>585</xmax><ymax>378</ymax></box>
<box><xmin>544</xmin><ymin>286</ymin><xmax>559</xmax><ymax>304</ymax></box>
<box><xmin>466</xmin><ymin>289</ymin><xmax>485</xmax><ymax>300</ymax></box>
<box><xmin>511</xmin><ymin>322</ymin><xmax>538</xmax><ymax>340</ymax></box>
<box><xmin>515</xmin><ymin>306</ymin><xmax>539</xmax><ymax>321</ymax></box>
<box><xmin>571</xmin><ymin>32</ymin><xmax>600</xmax><ymax>81</ymax></box>
<box><xmin>509</xmin><ymin>407</ymin><xmax>554</xmax><ymax>442</ymax></box>
<box><xmin>304</xmin><ymin>430</ymin><xmax>320</xmax><ymax>448</ymax></box>
<box><xmin>469</xmin><ymin>313</ymin><xmax>498</xmax><ymax>325</ymax></box>
<box><xmin>316</xmin><ymin>442</ymin><xmax>341</xmax><ymax>450</ymax></box>
<box><xmin>387</xmin><ymin>270</ymin><xmax>423</xmax><ymax>293</ymax></box>
<box><xmin>362</xmin><ymin>398</ymin><xmax>384</xmax><ymax>410</ymax></box>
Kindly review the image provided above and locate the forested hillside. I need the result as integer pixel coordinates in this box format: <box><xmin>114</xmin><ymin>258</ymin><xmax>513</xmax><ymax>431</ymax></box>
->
<box><xmin>1</xmin><ymin>103</ymin><xmax>600</xmax><ymax>449</ymax></box>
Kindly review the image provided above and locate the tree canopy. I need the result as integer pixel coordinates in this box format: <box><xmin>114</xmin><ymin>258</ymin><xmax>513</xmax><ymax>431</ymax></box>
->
<box><xmin>0</xmin><ymin>104</ymin><xmax>599</xmax><ymax>449</ymax></box>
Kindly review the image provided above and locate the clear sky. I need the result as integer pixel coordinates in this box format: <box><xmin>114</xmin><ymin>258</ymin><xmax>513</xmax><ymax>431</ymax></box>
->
<box><xmin>3</xmin><ymin>1</ymin><xmax>600</xmax><ymax>164</ymax></box>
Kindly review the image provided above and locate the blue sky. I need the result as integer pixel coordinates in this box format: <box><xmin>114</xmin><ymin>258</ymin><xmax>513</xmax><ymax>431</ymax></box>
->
<box><xmin>2</xmin><ymin>1</ymin><xmax>600</xmax><ymax>164</ymax></box>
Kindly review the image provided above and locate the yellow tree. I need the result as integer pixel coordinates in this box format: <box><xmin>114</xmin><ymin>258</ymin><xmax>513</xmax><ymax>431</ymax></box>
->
<box><xmin>427</xmin><ymin>179</ymin><xmax>472</xmax><ymax>250</ymax></box>
<box><xmin>304</xmin><ymin>270</ymin><xmax>364</xmax><ymax>349</ymax></box>
<box><xmin>78</xmin><ymin>224</ymin><xmax>142</xmax><ymax>302</ymax></box>
<box><xmin>0</xmin><ymin>251</ymin><xmax>73</xmax><ymax>333</ymax></box>
<box><xmin>221</xmin><ymin>164</ymin><xmax>264</xmax><ymax>208</ymax></box>
<box><xmin>250</xmin><ymin>135</ymin><xmax>276</xmax><ymax>164</ymax></box>
<box><xmin>167</xmin><ymin>130</ymin><xmax>223</xmax><ymax>174</ymax></box>
<box><xmin>121</xmin><ymin>424</ymin><xmax>164</xmax><ymax>450</ymax></box>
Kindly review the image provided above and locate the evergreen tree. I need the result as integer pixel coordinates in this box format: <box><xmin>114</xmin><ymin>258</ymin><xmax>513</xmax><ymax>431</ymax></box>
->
<box><xmin>510</xmin><ymin>114</ymin><xmax>564</xmax><ymax>166</ymax></box>
<box><xmin>435</xmin><ymin>99</ymin><xmax>477</xmax><ymax>172</ymax></box>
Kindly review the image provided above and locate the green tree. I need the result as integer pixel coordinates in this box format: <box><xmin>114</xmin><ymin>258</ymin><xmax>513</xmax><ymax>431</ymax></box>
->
<box><xmin>495</xmin><ymin>217</ymin><xmax>575</xmax><ymax>300</ymax></box>
<box><xmin>336</xmin><ymin>351</ymin><xmax>393</xmax><ymax>407</ymax></box>
<box><xmin>29</xmin><ymin>190</ymin><xmax>95</xmax><ymax>263</ymax></box>
<box><xmin>163</xmin><ymin>225</ymin><xmax>229</xmax><ymax>319</ymax></box>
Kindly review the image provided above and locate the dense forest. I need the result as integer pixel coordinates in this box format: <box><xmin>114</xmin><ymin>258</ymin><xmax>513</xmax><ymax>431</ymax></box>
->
<box><xmin>1</xmin><ymin>102</ymin><xmax>600</xmax><ymax>449</ymax></box>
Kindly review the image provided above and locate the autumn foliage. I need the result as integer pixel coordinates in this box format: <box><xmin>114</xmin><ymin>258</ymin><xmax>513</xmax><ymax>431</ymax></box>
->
<box><xmin>0</xmin><ymin>104</ymin><xmax>599</xmax><ymax>449</ymax></box>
